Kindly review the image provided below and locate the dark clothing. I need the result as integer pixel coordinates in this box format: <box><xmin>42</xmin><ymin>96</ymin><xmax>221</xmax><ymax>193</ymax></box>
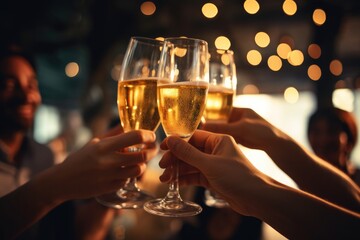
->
<box><xmin>0</xmin><ymin>137</ymin><xmax>75</xmax><ymax>240</ymax></box>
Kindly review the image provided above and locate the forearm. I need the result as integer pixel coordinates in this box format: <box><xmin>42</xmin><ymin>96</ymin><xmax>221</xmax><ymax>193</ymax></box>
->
<box><xmin>231</xmin><ymin>179</ymin><xmax>360</xmax><ymax>239</ymax></box>
<box><xmin>0</xmin><ymin>167</ymin><xmax>63</xmax><ymax>239</ymax></box>
<box><xmin>264</xmin><ymin>135</ymin><xmax>360</xmax><ymax>211</ymax></box>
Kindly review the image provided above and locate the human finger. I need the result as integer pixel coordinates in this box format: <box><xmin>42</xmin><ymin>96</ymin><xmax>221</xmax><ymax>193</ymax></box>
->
<box><xmin>97</xmin><ymin>130</ymin><xmax>156</xmax><ymax>152</ymax></box>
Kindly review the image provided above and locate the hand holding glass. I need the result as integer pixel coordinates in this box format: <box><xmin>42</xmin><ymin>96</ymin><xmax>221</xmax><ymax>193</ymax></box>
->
<box><xmin>96</xmin><ymin>37</ymin><xmax>162</xmax><ymax>209</ymax></box>
<box><xmin>144</xmin><ymin>37</ymin><xmax>209</xmax><ymax>217</ymax></box>
<box><xmin>203</xmin><ymin>49</ymin><xmax>237</xmax><ymax>207</ymax></box>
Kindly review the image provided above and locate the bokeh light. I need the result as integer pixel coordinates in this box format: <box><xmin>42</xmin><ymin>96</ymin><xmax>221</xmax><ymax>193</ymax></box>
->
<box><xmin>244</xmin><ymin>0</ymin><xmax>260</xmax><ymax>14</ymax></box>
<box><xmin>255</xmin><ymin>32</ymin><xmax>270</xmax><ymax>48</ymax></box>
<box><xmin>215</xmin><ymin>36</ymin><xmax>231</xmax><ymax>50</ymax></box>
<box><xmin>307</xmin><ymin>64</ymin><xmax>322</xmax><ymax>81</ymax></box>
<box><xmin>288</xmin><ymin>50</ymin><xmax>304</xmax><ymax>66</ymax></box>
<box><xmin>284</xmin><ymin>87</ymin><xmax>299</xmax><ymax>104</ymax></box>
<box><xmin>277</xmin><ymin>43</ymin><xmax>292</xmax><ymax>59</ymax></box>
<box><xmin>65</xmin><ymin>62</ymin><xmax>79</xmax><ymax>77</ymax></box>
<box><xmin>267</xmin><ymin>55</ymin><xmax>282</xmax><ymax>71</ymax></box>
<box><xmin>140</xmin><ymin>1</ymin><xmax>156</xmax><ymax>16</ymax></box>
<box><xmin>329</xmin><ymin>59</ymin><xmax>343</xmax><ymax>76</ymax></box>
<box><xmin>313</xmin><ymin>9</ymin><xmax>326</xmax><ymax>26</ymax></box>
<box><xmin>308</xmin><ymin>43</ymin><xmax>321</xmax><ymax>59</ymax></box>
<box><xmin>243</xmin><ymin>84</ymin><xmax>259</xmax><ymax>94</ymax></box>
<box><xmin>247</xmin><ymin>50</ymin><xmax>262</xmax><ymax>66</ymax></box>
<box><xmin>283</xmin><ymin>0</ymin><xmax>297</xmax><ymax>16</ymax></box>
<box><xmin>202</xmin><ymin>3</ymin><xmax>218</xmax><ymax>18</ymax></box>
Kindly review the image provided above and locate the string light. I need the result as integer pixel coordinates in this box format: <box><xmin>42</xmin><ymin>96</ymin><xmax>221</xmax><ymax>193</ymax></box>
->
<box><xmin>308</xmin><ymin>43</ymin><xmax>321</xmax><ymax>59</ymax></box>
<box><xmin>307</xmin><ymin>64</ymin><xmax>321</xmax><ymax>81</ymax></box>
<box><xmin>329</xmin><ymin>59</ymin><xmax>343</xmax><ymax>76</ymax></box>
<box><xmin>244</xmin><ymin>0</ymin><xmax>260</xmax><ymax>14</ymax></box>
<box><xmin>277</xmin><ymin>43</ymin><xmax>292</xmax><ymax>59</ymax></box>
<box><xmin>65</xmin><ymin>62</ymin><xmax>79</xmax><ymax>78</ymax></box>
<box><xmin>140</xmin><ymin>1</ymin><xmax>156</xmax><ymax>16</ymax></box>
<box><xmin>202</xmin><ymin>3</ymin><xmax>218</xmax><ymax>18</ymax></box>
<box><xmin>313</xmin><ymin>9</ymin><xmax>326</xmax><ymax>26</ymax></box>
<box><xmin>282</xmin><ymin>0</ymin><xmax>297</xmax><ymax>16</ymax></box>
<box><xmin>267</xmin><ymin>55</ymin><xmax>282</xmax><ymax>71</ymax></box>
<box><xmin>255</xmin><ymin>32</ymin><xmax>270</xmax><ymax>48</ymax></box>
<box><xmin>215</xmin><ymin>36</ymin><xmax>231</xmax><ymax>50</ymax></box>
<box><xmin>247</xmin><ymin>50</ymin><xmax>262</xmax><ymax>66</ymax></box>
<box><xmin>284</xmin><ymin>87</ymin><xmax>299</xmax><ymax>104</ymax></box>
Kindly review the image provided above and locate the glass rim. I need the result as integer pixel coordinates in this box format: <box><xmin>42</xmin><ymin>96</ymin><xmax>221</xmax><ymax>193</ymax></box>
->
<box><xmin>163</xmin><ymin>37</ymin><xmax>208</xmax><ymax>46</ymax></box>
<box><xmin>209</xmin><ymin>48</ymin><xmax>234</xmax><ymax>55</ymax></box>
<box><xmin>130</xmin><ymin>36</ymin><xmax>164</xmax><ymax>46</ymax></box>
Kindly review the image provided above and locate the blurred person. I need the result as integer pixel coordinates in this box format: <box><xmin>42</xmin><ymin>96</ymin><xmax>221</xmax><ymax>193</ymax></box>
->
<box><xmin>158</xmin><ymin>128</ymin><xmax>360</xmax><ymax>239</ymax></box>
<box><xmin>0</xmin><ymin>129</ymin><xmax>157</xmax><ymax>239</ymax></box>
<box><xmin>307</xmin><ymin>107</ymin><xmax>359</xmax><ymax>185</ymax></box>
<box><xmin>0</xmin><ymin>43</ymin><xmax>157</xmax><ymax>239</ymax></box>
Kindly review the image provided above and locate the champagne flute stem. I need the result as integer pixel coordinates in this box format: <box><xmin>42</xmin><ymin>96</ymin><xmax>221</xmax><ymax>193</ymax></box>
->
<box><xmin>163</xmin><ymin>159</ymin><xmax>182</xmax><ymax>203</ymax></box>
<box><xmin>122</xmin><ymin>177</ymin><xmax>139</xmax><ymax>192</ymax></box>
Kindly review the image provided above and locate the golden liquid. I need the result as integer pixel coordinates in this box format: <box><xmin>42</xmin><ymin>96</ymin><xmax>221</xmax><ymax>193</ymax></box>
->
<box><xmin>203</xmin><ymin>85</ymin><xmax>234</xmax><ymax>122</ymax></box>
<box><xmin>118</xmin><ymin>78</ymin><xmax>160</xmax><ymax>132</ymax></box>
<box><xmin>158</xmin><ymin>82</ymin><xmax>208</xmax><ymax>140</ymax></box>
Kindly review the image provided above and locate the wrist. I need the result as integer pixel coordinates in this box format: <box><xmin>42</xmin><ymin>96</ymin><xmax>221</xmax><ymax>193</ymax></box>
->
<box><xmin>29</xmin><ymin>166</ymin><xmax>66</xmax><ymax>208</ymax></box>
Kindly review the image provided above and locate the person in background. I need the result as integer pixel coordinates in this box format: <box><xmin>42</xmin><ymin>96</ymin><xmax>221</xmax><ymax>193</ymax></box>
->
<box><xmin>307</xmin><ymin>107</ymin><xmax>360</xmax><ymax>185</ymax></box>
<box><xmin>0</xmin><ymin>129</ymin><xmax>157</xmax><ymax>239</ymax></box>
<box><xmin>157</xmin><ymin>108</ymin><xmax>360</xmax><ymax>239</ymax></box>
<box><xmin>0</xmin><ymin>43</ymin><xmax>158</xmax><ymax>239</ymax></box>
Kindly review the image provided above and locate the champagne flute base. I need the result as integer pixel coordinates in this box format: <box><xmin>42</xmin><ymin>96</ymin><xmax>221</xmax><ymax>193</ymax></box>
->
<box><xmin>143</xmin><ymin>198</ymin><xmax>202</xmax><ymax>217</ymax></box>
<box><xmin>96</xmin><ymin>189</ymin><xmax>154</xmax><ymax>209</ymax></box>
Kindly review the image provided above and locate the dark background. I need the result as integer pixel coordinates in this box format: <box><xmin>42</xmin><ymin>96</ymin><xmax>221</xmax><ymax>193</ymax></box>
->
<box><xmin>1</xmin><ymin>0</ymin><xmax>359</xmax><ymax>110</ymax></box>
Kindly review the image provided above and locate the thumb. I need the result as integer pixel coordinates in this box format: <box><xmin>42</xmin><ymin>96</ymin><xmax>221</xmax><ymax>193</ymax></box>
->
<box><xmin>165</xmin><ymin>136</ymin><xmax>207</xmax><ymax>170</ymax></box>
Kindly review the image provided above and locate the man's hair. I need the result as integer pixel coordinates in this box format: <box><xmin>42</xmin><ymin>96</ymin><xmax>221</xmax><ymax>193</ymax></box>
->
<box><xmin>307</xmin><ymin>107</ymin><xmax>358</xmax><ymax>148</ymax></box>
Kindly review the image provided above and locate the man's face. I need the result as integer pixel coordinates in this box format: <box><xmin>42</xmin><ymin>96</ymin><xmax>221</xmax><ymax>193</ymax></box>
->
<box><xmin>0</xmin><ymin>56</ymin><xmax>41</xmax><ymax>132</ymax></box>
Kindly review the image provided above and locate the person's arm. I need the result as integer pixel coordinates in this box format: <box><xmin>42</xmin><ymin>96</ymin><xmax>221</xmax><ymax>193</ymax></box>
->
<box><xmin>158</xmin><ymin>131</ymin><xmax>360</xmax><ymax>239</ymax></box>
<box><xmin>0</xmin><ymin>130</ymin><xmax>157</xmax><ymax>239</ymax></box>
<box><xmin>203</xmin><ymin>107</ymin><xmax>360</xmax><ymax>212</ymax></box>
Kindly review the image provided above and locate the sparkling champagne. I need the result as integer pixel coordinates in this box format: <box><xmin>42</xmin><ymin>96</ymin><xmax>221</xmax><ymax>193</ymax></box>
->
<box><xmin>157</xmin><ymin>81</ymin><xmax>208</xmax><ymax>140</ymax></box>
<box><xmin>203</xmin><ymin>85</ymin><xmax>234</xmax><ymax>122</ymax></box>
<box><xmin>118</xmin><ymin>78</ymin><xmax>160</xmax><ymax>132</ymax></box>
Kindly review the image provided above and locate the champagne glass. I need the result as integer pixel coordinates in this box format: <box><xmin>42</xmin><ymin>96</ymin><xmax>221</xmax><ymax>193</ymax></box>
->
<box><xmin>96</xmin><ymin>37</ymin><xmax>162</xmax><ymax>209</ymax></box>
<box><xmin>143</xmin><ymin>37</ymin><xmax>209</xmax><ymax>217</ymax></box>
<box><xmin>203</xmin><ymin>48</ymin><xmax>237</xmax><ymax>208</ymax></box>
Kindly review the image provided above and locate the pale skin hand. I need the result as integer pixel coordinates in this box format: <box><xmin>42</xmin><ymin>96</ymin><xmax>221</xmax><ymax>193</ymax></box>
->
<box><xmin>0</xmin><ymin>130</ymin><xmax>157</xmax><ymax>239</ymax></box>
<box><xmin>202</xmin><ymin>107</ymin><xmax>360</xmax><ymax>212</ymax></box>
<box><xmin>158</xmin><ymin>130</ymin><xmax>360</xmax><ymax>239</ymax></box>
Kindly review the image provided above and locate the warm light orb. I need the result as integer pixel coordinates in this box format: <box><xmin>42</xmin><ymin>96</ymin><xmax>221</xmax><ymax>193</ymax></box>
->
<box><xmin>267</xmin><ymin>55</ymin><xmax>282</xmax><ymax>71</ymax></box>
<box><xmin>277</xmin><ymin>43</ymin><xmax>292</xmax><ymax>59</ymax></box>
<box><xmin>307</xmin><ymin>64</ymin><xmax>322</xmax><ymax>81</ymax></box>
<box><xmin>284</xmin><ymin>87</ymin><xmax>299</xmax><ymax>104</ymax></box>
<box><xmin>202</xmin><ymin>3</ymin><xmax>218</xmax><ymax>18</ymax></box>
<box><xmin>313</xmin><ymin>9</ymin><xmax>326</xmax><ymax>26</ymax></box>
<box><xmin>255</xmin><ymin>32</ymin><xmax>270</xmax><ymax>48</ymax></box>
<box><xmin>215</xmin><ymin>36</ymin><xmax>231</xmax><ymax>50</ymax></box>
<box><xmin>329</xmin><ymin>59</ymin><xmax>343</xmax><ymax>76</ymax></box>
<box><xmin>65</xmin><ymin>62</ymin><xmax>79</xmax><ymax>77</ymax></box>
<box><xmin>140</xmin><ymin>1</ymin><xmax>156</xmax><ymax>16</ymax></box>
<box><xmin>333</xmin><ymin>88</ymin><xmax>354</xmax><ymax>112</ymax></box>
<box><xmin>308</xmin><ymin>43</ymin><xmax>321</xmax><ymax>59</ymax></box>
<box><xmin>288</xmin><ymin>50</ymin><xmax>304</xmax><ymax>66</ymax></box>
<box><xmin>283</xmin><ymin>0</ymin><xmax>297</xmax><ymax>16</ymax></box>
<box><xmin>244</xmin><ymin>0</ymin><xmax>260</xmax><ymax>14</ymax></box>
<box><xmin>247</xmin><ymin>50</ymin><xmax>262</xmax><ymax>66</ymax></box>
<box><xmin>243</xmin><ymin>84</ymin><xmax>259</xmax><ymax>94</ymax></box>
